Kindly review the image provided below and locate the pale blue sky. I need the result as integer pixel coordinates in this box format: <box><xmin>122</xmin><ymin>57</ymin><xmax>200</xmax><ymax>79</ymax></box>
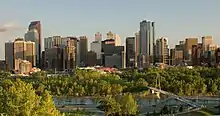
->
<box><xmin>0</xmin><ymin>0</ymin><xmax>220</xmax><ymax>59</ymax></box>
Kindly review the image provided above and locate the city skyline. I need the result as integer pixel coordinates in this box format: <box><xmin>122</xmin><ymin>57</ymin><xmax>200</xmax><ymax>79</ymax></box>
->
<box><xmin>0</xmin><ymin>0</ymin><xmax>220</xmax><ymax>59</ymax></box>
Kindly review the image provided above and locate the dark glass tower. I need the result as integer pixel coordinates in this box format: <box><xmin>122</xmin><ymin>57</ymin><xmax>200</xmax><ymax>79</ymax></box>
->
<box><xmin>28</xmin><ymin>21</ymin><xmax>41</xmax><ymax>68</ymax></box>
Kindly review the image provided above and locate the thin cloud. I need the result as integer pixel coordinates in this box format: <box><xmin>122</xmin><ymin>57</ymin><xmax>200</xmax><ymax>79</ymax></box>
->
<box><xmin>0</xmin><ymin>22</ymin><xmax>23</xmax><ymax>33</ymax></box>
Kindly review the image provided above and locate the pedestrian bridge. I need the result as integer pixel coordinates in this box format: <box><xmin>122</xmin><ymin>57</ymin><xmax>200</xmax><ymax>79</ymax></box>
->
<box><xmin>148</xmin><ymin>86</ymin><xmax>200</xmax><ymax>108</ymax></box>
<box><xmin>139</xmin><ymin>86</ymin><xmax>203</xmax><ymax>115</ymax></box>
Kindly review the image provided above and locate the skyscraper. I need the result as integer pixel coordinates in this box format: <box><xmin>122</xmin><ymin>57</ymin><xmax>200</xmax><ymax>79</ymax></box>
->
<box><xmin>76</xmin><ymin>40</ymin><xmax>81</xmax><ymax>66</ymax></box>
<box><xmin>91</xmin><ymin>32</ymin><xmax>102</xmax><ymax>61</ymax></box>
<box><xmin>44</xmin><ymin>37</ymin><xmax>78</xmax><ymax>71</ymax></box>
<box><xmin>25</xmin><ymin>29</ymin><xmax>39</xmax><ymax>67</ymax></box>
<box><xmin>184</xmin><ymin>38</ymin><xmax>198</xmax><ymax>61</ymax></box>
<box><xmin>64</xmin><ymin>37</ymin><xmax>78</xmax><ymax>70</ymax></box>
<box><xmin>25</xmin><ymin>41</ymin><xmax>36</xmax><ymax>67</ymax></box>
<box><xmin>5</xmin><ymin>38</ymin><xmax>35</xmax><ymax>71</ymax></box>
<box><xmin>5</xmin><ymin>41</ymin><xmax>14</xmax><ymax>70</ymax></box>
<box><xmin>87</xmin><ymin>51</ymin><xmax>97</xmax><ymax>66</ymax></box>
<box><xmin>28</xmin><ymin>21</ymin><xmax>41</xmax><ymax>67</ymax></box>
<box><xmin>114</xmin><ymin>34</ymin><xmax>121</xmax><ymax>46</ymax></box>
<box><xmin>44</xmin><ymin>37</ymin><xmax>53</xmax><ymax>50</ymax></box>
<box><xmin>139</xmin><ymin>20</ymin><xmax>155</xmax><ymax>68</ymax></box>
<box><xmin>44</xmin><ymin>36</ymin><xmax>62</xmax><ymax>50</ymax></box>
<box><xmin>14</xmin><ymin>39</ymin><xmax>35</xmax><ymax>69</ymax></box>
<box><xmin>107</xmin><ymin>31</ymin><xmax>114</xmax><ymax>40</ymax></box>
<box><xmin>202</xmin><ymin>36</ymin><xmax>213</xmax><ymax>52</ymax></box>
<box><xmin>45</xmin><ymin>47</ymin><xmax>64</xmax><ymax>71</ymax></box>
<box><xmin>135</xmin><ymin>32</ymin><xmax>139</xmax><ymax>67</ymax></box>
<box><xmin>106</xmin><ymin>31</ymin><xmax>120</xmax><ymax>46</ymax></box>
<box><xmin>95</xmin><ymin>32</ymin><xmax>102</xmax><ymax>42</ymax></box>
<box><xmin>79</xmin><ymin>36</ymin><xmax>88</xmax><ymax>66</ymax></box>
<box><xmin>192</xmin><ymin>44</ymin><xmax>202</xmax><ymax>66</ymax></box>
<box><xmin>102</xmin><ymin>43</ymin><xmax>125</xmax><ymax>68</ymax></box>
<box><xmin>156</xmin><ymin>37</ymin><xmax>169</xmax><ymax>64</ymax></box>
<box><xmin>91</xmin><ymin>41</ymin><xmax>101</xmax><ymax>60</ymax></box>
<box><xmin>126</xmin><ymin>37</ymin><xmax>136</xmax><ymax>68</ymax></box>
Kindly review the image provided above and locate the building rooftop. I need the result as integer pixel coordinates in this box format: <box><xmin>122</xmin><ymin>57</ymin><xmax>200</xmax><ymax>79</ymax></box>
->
<box><xmin>14</xmin><ymin>38</ymin><xmax>24</xmax><ymax>41</ymax></box>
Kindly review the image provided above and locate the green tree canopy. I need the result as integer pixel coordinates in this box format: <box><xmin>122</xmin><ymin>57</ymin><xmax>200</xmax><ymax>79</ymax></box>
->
<box><xmin>0</xmin><ymin>79</ymin><xmax>60</xmax><ymax>116</ymax></box>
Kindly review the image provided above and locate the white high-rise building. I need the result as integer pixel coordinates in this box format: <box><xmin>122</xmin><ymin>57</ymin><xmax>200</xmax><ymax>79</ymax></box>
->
<box><xmin>91</xmin><ymin>41</ymin><xmax>101</xmax><ymax>59</ymax></box>
<box><xmin>95</xmin><ymin>32</ymin><xmax>102</xmax><ymax>42</ymax></box>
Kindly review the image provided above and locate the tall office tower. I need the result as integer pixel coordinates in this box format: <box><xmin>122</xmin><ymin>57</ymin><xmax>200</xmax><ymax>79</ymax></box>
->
<box><xmin>13</xmin><ymin>38</ymin><xmax>26</xmax><ymax>62</ymax></box>
<box><xmin>184</xmin><ymin>38</ymin><xmax>198</xmax><ymax>61</ymax></box>
<box><xmin>215</xmin><ymin>48</ymin><xmax>220</xmax><ymax>65</ymax></box>
<box><xmin>192</xmin><ymin>44</ymin><xmax>202</xmax><ymax>66</ymax></box>
<box><xmin>126</xmin><ymin>37</ymin><xmax>136</xmax><ymax>68</ymax></box>
<box><xmin>45</xmin><ymin>37</ymin><xmax>78</xmax><ymax>71</ymax></box>
<box><xmin>135</xmin><ymin>32</ymin><xmax>140</xmax><ymax>55</ymax></box>
<box><xmin>107</xmin><ymin>31</ymin><xmax>114</xmax><ymax>40</ymax></box>
<box><xmin>135</xmin><ymin>32</ymin><xmax>139</xmax><ymax>67</ymax></box>
<box><xmin>202</xmin><ymin>36</ymin><xmax>213</xmax><ymax>52</ymax></box>
<box><xmin>91</xmin><ymin>41</ymin><xmax>101</xmax><ymax>60</ymax></box>
<box><xmin>173</xmin><ymin>41</ymin><xmax>185</xmax><ymax>65</ymax></box>
<box><xmin>45</xmin><ymin>47</ymin><xmax>65</xmax><ymax>71</ymax></box>
<box><xmin>13</xmin><ymin>39</ymin><xmax>36</xmax><ymax>69</ymax></box>
<box><xmin>5</xmin><ymin>41</ymin><xmax>14</xmax><ymax>70</ymax></box>
<box><xmin>106</xmin><ymin>31</ymin><xmax>121</xmax><ymax>46</ymax></box>
<box><xmin>52</xmin><ymin>36</ymin><xmax>62</xmax><ymax>47</ymax></box>
<box><xmin>5</xmin><ymin>38</ymin><xmax>35</xmax><ymax>71</ymax></box>
<box><xmin>25</xmin><ymin>29</ymin><xmax>39</xmax><ymax>67</ymax></box>
<box><xmin>87</xmin><ymin>51</ymin><xmax>97</xmax><ymax>66</ymax></box>
<box><xmin>76</xmin><ymin>40</ymin><xmax>81</xmax><ymax>66</ymax></box>
<box><xmin>91</xmin><ymin>32</ymin><xmax>102</xmax><ymax>61</ymax></box>
<box><xmin>44</xmin><ymin>36</ymin><xmax>62</xmax><ymax>50</ymax></box>
<box><xmin>44</xmin><ymin>37</ymin><xmax>53</xmax><ymax>50</ymax></box>
<box><xmin>176</xmin><ymin>41</ymin><xmax>185</xmax><ymax>51</ymax></box>
<box><xmin>64</xmin><ymin>37</ymin><xmax>78</xmax><ymax>71</ymax></box>
<box><xmin>25</xmin><ymin>41</ymin><xmax>36</xmax><ymax>67</ymax></box>
<box><xmin>156</xmin><ymin>37</ymin><xmax>169</xmax><ymax>64</ymax></box>
<box><xmin>28</xmin><ymin>21</ymin><xmax>41</xmax><ymax>67</ymax></box>
<box><xmin>170</xmin><ymin>49</ymin><xmax>184</xmax><ymax>66</ymax></box>
<box><xmin>102</xmin><ymin>43</ymin><xmax>125</xmax><ymax>68</ymax></box>
<box><xmin>79</xmin><ymin>36</ymin><xmax>88</xmax><ymax>66</ymax></box>
<box><xmin>95</xmin><ymin>32</ymin><xmax>102</xmax><ymax>42</ymax></box>
<box><xmin>114</xmin><ymin>34</ymin><xmax>121</xmax><ymax>46</ymax></box>
<box><xmin>139</xmin><ymin>20</ymin><xmax>155</xmax><ymax>68</ymax></box>
<box><xmin>41</xmin><ymin>51</ymin><xmax>46</xmax><ymax>69</ymax></box>
<box><xmin>169</xmin><ymin>49</ymin><xmax>175</xmax><ymax>65</ymax></box>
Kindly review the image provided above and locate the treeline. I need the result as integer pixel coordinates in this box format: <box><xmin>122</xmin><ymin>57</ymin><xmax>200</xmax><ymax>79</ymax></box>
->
<box><xmin>1</xmin><ymin>66</ymin><xmax>220</xmax><ymax>97</ymax></box>
<box><xmin>27</xmin><ymin>69</ymin><xmax>149</xmax><ymax>97</ymax></box>
<box><xmin>120</xmin><ymin>66</ymin><xmax>220</xmax><ymax>96</ymax></box>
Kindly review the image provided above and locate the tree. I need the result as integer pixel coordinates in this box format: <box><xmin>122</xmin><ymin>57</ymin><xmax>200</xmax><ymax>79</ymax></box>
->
<box><xmin>0</xmin><ymin>79</ymin><xmax>60</xmax><ymax>116</ymax></box>
<box><xmin>98</xmin><ymin>96</ymin><xmax>121</xmax><ymax>116</ymax></box>
<box><xmin>211</xmin><ymin>83</ymin><xmax>218</xmax><ymax>94</ymax></box>
<box><xmin>120</xmin><ymin>94</ymin><xmax>137</xmax><ymax>115</ymax></box>
<box><xmin>31</xmin><ymin>71</ymin><xmax>47</xmax><ymax>79</ymax></box>
<box><xmin>0</xmin><ymin>71</ymin><xmax>11</xmax><ymax>79</ymax></box>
